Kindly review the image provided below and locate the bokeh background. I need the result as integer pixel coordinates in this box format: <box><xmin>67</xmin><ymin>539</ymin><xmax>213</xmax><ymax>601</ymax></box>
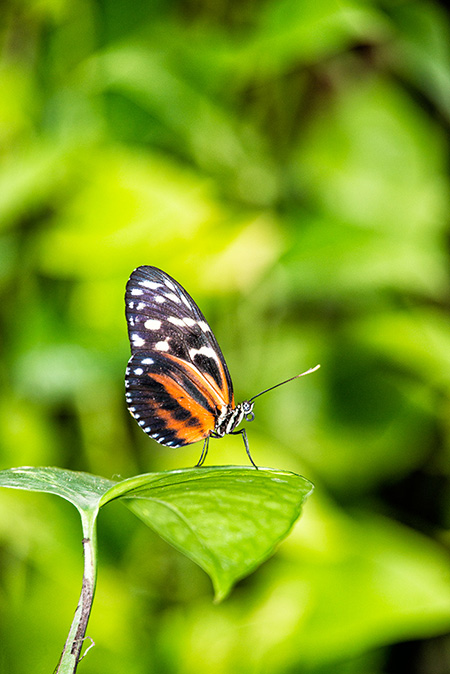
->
<box><xmin>2</xmin><ymin>0</ymin><xmax>450</xmax><ymax>672</ymax></box>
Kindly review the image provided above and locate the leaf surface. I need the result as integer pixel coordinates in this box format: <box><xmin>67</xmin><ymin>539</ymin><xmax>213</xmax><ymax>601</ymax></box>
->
<box><xmin>105</xmin><ymin>466</ymin><xmax>313</xmax><ymax>600</ymax></box>
<box><xmin>0</xmin><ymin>465</ymin><xmax>313</xmax><ymax>598</ymax></box>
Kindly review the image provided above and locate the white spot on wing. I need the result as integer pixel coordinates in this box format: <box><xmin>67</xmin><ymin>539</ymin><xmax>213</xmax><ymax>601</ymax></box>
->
<box><xmin>184</xmin><ymin>317</ymin><xmax>196</xmax><ymax>327</ymax></box>
<box><xmin>155</xmin><ymin>340</ymin><xmax>169</xmax><ymax>351</ymax></box>
<box><xmin>168</xmin><ymin>316</ymin><xmax>185</xmax><ymax>327</ymax></box>
<box><xmin>142</xmin><ymin>357</ymin><xmax>154</xmax><ymax>365</ymax></box>
<box><xmin>132</xmin><ymin>334</ymin><xmax>145</xmax><ymax>347</ymax></box>
<box><xmin>131</xmin><ymin>289</ymin><xmax>143</xmax><ymax>296</ymax></box>
<box><xmin>155</xmin><ymin>295</ymin><xmax>165</xmax><ymax>304</ymax></box>
<box><xmin>140</xmin><ymin>280</ymin><xmax>162</xmax><ymax>290</ymax></box>
<box><xmin>134</xmin><ymin>367</ymin><xmax>144</xmax><ymax>375</ymax></box>
<box><xmin>166</xmin><ymin>293</ymin><xmax>181</xmax><ymax>304</ymax></box>
<box><xmin>189</xmin><ymin>346</ymin><xmax>218</xmax><ymax>360</ymax></box>
<box><xmin>181</xmin><ymin>294</ymin><xmax>191</xmax><ymax>308</ymax></box>
<box><xmin>198</xmin><ymin>321</ymin><xmax>210</xmax><ymax>332</ymax></box>
<box><xmin>144</xmin><ymin>319</ymin><xmax>162</xmax><ymax>330</ymax></box>
<box><xmin>164</xmin><ymin>279</ymin><xmax>176</xmax><ymax>292</ymax></box>
<box><xmin>136</xmin><ymin>302</ymin><xmax>145</xmax><ymax>311</ymax></box>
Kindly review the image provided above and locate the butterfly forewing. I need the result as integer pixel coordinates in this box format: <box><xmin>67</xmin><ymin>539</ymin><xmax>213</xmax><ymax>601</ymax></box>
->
<box><xmin>125</xmin><ymin>266</ymin><xmax>234</xmax><ymax>448</ymax></box>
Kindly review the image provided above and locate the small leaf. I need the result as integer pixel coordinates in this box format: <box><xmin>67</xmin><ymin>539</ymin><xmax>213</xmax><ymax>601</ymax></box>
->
<box><xmin>0</xmin><ymin>466</ymin><xmax>115</xmax><ymax>516</ymax></box>
<box><xmin>102</xmin><ymin>466</ymin><xmax>313</xmax><ymax>600</ymax></box>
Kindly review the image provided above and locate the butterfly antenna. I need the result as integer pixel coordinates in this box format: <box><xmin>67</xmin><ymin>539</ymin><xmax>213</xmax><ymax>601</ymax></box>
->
<box><xmin>248</xmin><ymin>364</ymin><xmax>320</xmax><ymax>403</ymax></box>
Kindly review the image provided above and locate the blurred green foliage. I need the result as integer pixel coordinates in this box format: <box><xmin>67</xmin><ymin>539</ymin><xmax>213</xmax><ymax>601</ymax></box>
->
<box><xmin>1</xmin><ymin>0</ymin><xmax>450</xmax><ymax>672</ymax></box>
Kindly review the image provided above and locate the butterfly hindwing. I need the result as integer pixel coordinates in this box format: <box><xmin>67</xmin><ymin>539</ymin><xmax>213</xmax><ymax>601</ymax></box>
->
<box><xmin>125</xmin><ymin>352</ymin><xmax>217</xmax><ymax>447</ymax></box>
<box><xmin>125</xmin><ymin>266</ymin><xmax>234</xmax><ymax>448</ymax></box>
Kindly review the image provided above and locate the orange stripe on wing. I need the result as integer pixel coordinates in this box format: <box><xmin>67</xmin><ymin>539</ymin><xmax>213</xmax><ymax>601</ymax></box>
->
<box><xmin>145</xmin><ymin>352</ymin><xmax>234</xmax><ymax>446</ymax></box>
<box><xmin>162</xmin><ymin>353</ymin><xmax>232</xmax><ymax>408</ymax></box>
<box><xmin>150</xmin><ymin>372</ymin><xmax>216</xmax><ymax>444</ymax></box>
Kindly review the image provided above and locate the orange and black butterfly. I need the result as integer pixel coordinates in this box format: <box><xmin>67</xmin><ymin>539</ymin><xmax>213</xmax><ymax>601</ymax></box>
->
<box><xmin>125</xmin><ymin>266</ymin><xmax>319</xmax><ymax>467</ymax></box>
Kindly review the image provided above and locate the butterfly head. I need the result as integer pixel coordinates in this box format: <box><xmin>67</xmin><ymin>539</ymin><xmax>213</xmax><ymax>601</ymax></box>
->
<box><xmin>241</xmin><ymin>399</ymin><xmax>255</xmax><ymax>422</ymax></box>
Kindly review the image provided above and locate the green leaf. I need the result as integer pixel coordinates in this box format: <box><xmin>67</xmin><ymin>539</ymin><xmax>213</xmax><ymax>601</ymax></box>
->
<box><xmin>102</xmin><ymin>466</ymin><xmax>313</xmax><ymax>601</ymax></box>
<box><xmin>0</xmin><ymin>466</ymin><xmax>115</xmax><ymax>517</ymax></box>
<box><xmin>0</xmin><ymin>465</ymin><xmax>313</xmax><ymax>599</ymax></box>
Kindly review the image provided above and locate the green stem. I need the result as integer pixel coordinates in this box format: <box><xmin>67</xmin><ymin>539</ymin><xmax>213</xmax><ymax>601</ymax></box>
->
<box><xmin>55</xmin><ymin>511</ymin><xmax>98</xmax><ymax>674</ymax></box>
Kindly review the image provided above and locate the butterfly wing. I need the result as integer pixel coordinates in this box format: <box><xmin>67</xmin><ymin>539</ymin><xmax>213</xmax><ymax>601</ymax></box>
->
<box><xmin>125</xmin><ymin>266</ymin><xmax>234</xmax><ymax>447</ymax></box>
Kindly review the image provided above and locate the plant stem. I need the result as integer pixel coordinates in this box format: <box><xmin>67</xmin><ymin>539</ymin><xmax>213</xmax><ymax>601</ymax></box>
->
<box><xmin>55</xmin><ymin>512</ymin><xmax>98</xmax><ymax>673</ymax></box>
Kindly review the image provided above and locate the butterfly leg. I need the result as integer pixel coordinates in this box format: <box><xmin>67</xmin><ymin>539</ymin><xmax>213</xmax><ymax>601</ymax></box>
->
<box><xmin>196</xmin><ymin>436</ymin><xmax>210</xmax><ymax>467</ymax></box>
<box><xmin>230</xmin><ymin>428</ymin><xmax>258</xmax><ymax>469</ymax></box>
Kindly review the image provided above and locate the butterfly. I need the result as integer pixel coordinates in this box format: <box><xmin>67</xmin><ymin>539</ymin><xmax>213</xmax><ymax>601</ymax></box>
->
<box><xmin>125</xmin><ymin>266</ymin><xmax>319</xmax><ymax>467</ymax></box>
